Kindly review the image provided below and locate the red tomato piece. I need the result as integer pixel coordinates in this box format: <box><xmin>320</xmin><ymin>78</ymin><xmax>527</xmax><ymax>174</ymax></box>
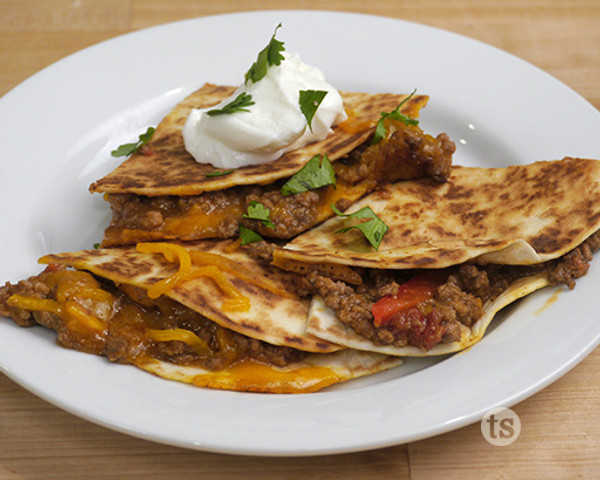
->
<box><xmin>372</xmin><ymin>272</ymin><xmax>444</xmax><ymax>327</ymax></box>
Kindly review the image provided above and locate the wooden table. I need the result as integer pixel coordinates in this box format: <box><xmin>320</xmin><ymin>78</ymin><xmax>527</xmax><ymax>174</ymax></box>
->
<box><xmin>1</xmin><ymin>1</ymin><xmax>599</xmax><ymax>478</ymax></box>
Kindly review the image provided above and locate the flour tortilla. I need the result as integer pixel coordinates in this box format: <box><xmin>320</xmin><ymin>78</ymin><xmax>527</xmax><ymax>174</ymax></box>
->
<box><xmin>89</xmin><ymin>83</ymin><xmax>428</xmax><ymax>196</ymax></box>
<box><xmin>275</xmin><ymin>158</ymin><xmax>600</xmax><ymax>356</ymax></box>
<box><xmin>36</xmin><ymin>240</ymin><xmax>405</xmax><ymax>392</ymax></box>
<box><xmin>136</xmin><ymin>349</ymin><xmax>403</xmax><ymax>394</ymax></box>
<box><xmin>307</xmin><ymin>274</ymin><xmax>551</xmax><ymax>356</ymax></box>
<box><xmin>276</xmin><ymin>158</ymin><xmax>600</xmax><ymax>269</ymax></box>
<box><xmin>41</xmin><ymin>239</ymin><xmax>338</xmax><ymax>353</ymax></box>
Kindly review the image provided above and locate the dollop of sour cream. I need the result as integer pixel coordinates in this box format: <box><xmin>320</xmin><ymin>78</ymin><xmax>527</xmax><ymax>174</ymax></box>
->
<box><xmin>182</xmin><ymin>51</ymin><xmax>347</xmax><ymax>169</ymax></box>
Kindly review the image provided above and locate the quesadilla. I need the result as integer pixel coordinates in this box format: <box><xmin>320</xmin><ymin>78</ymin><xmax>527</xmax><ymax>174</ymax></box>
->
<box><xmin>91</xmin><ymin>83</ymin><xmax>455</xmax><ymax>247</ymax></box>
<box><xmin>271</xmin><ymin>157</ymin><xmax>600</xmax><ymax>355</ymax></box>
<box><xmin>0</xmin><ymin>240</ymin><xmax>402</xmax><ymax>393</ymax></box>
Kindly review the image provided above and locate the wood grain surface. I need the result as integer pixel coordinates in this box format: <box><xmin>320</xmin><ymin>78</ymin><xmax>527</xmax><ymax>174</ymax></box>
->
<box><xmin>1</xmin><ymin>1</ymin><xmax>599</xmax><ymax>478</ymax></box>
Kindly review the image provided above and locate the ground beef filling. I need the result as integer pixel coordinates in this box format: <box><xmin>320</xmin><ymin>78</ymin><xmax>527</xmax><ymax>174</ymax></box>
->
<box><xmin>0</xmin><ymin>268</ymin><xmax>306</xmax><ymax>371</ymax></box>
<box><xmin>102</xmin><ymin>121</ymin><xmax>455</xmax><ymax>246</ymax></box>
<box><xmin>288</xmin><ymin>231</ymin><xmax>600</xmax><ymax>351</ymax></box>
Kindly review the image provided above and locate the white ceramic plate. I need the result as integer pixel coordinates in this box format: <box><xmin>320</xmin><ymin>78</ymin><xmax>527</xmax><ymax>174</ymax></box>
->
<box><xmin>1</xmin><ymin>11</ymin><xmax>599</xmax><ymax>456</ymax></box>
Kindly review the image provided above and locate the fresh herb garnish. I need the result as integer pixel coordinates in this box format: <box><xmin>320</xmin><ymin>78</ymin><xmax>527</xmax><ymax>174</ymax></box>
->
<box><xmin>111</xmin><ymin>126</ymin><xmax>156</xmax><ymax>158</ymax></box>
<box><xmin>243</xmin><ymin>201</ymin><xmax>276</xmax><ymax>229</ymax></box>
<box><xmin>299</xmin><ymin>90</ymin><xmax>328</xmax><ymax>132</ymax></box>
<box><xmin>93</xmin><ymin>243</ymin><xmax>100</xmax><ymax>249</ymax></box>
<box><xmin>239</xmin><ymin>224</ymin><xmax>265</xmax><ymax>245</ymax></box>
<box><xmin>205</xmin><ymin>169</ymin><xmax>235</xmax><ymax>178</ymax></box>
<box><xmin>281</xmin><ymin>153</ymin><xmax>336</xmax><ymax>196</ymax></box>
<box><xmin>371</xmin><ymin>90</ymin><xmax>419</xmax><ymax>145</ymax></box>
<box><xmin>244</xmin><ymin>23</ymin><xmax>285</xmax><ymax>85</ymax></box>
<box><xmin>330</xmin><ymin>203</ymin><xmax>388</xmax><ymax>250</ymax></box>
<box><xmin>206</xmin><ymin>92</ymin><xmax>255</xmax><ymax>116</ymax></box>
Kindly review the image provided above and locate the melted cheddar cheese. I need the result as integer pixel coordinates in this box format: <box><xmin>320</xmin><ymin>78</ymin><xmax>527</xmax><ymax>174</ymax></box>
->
<box><xmin>7</xmin><ymin>270</ymin><xmax>111</xmax><ymax>337</ymax></box>
<box><xmin>190</xmin><ymin>360</ymin><xmax>341</xmax><ymax>394</ymax></box>
<box><xmin>5</xmin><ymin>267</ymin><xmax>326</xmax><ymax>392</ymax></box>
<box><xmin>136</xmin><ymin>242</ymin><xmax>252</xmax><ymax>311</ymax></box>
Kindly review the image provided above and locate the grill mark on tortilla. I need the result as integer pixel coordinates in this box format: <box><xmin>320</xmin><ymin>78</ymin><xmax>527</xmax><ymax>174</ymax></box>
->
<box><xmin>43</xmin><ymin>241</ymin><xmax>341</xmax><ymax>353</ymax></box>
<box><xmin>277</xmin><ymin>158</ymin><xmax>600</xmax><ymax>268</ymax></box>
<box><xmin>89</xmin><ymin>83</ymin><xmax>428</xmax><ymax>196</ymax></box>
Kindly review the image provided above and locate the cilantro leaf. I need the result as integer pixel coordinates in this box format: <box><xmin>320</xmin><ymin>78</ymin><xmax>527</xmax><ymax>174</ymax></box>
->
<box><xmin>206</xmin><ymin>92</ymin><xmax>255</xmax><ymax>116</ymax></box>
<box><xmin>244</xmin><ymin>23</ymin><xmax>285</xmax><ymax>84</ymax></box>
<box><xmin>205</xmin><ymin>169</ymin><xmax>235</xmax><ymax>178</ymax></box>
<box><xmin>281</xmin><ymin>153</ymin><xmax>336</xmax><ymax>196</ymax></box>
<box><xmin>243</xmin><ymin>201</ymin><xmax>276</xmax><ymax>229</ymax></box>
<box><xmin>299</xmin><ymin>90</ymin><xmax>328</xmax><ymax>132</ymax></box>
<box><xmin>111</xmin><ymin>126</ymin><xmax>155</xmax><ymax>158</ymax></box>
<box><xmin>372</xmin><ymin>119</ymin><xmax>388</xmax><ymax>146</ymax></box>
<box><xmin>239</xmin><ymin>225</ymin><xmax>265</xmax><ymax>245</ymax></box>
<box><xmin>331</xmin><ymin>203</ymin><xmax>388</xmax><ymax>250</ymax></box>
<box><xmin>371</xmin><ymin>90</ymin><xmax>419</xmax><ymax>145</ymax></box>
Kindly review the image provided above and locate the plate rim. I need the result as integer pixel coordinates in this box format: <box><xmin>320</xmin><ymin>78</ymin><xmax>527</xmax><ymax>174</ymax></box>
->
<box><xmin>1</xmin><ymin>9</ymin><xmax>599</xmax><ymax>456</ymax></box>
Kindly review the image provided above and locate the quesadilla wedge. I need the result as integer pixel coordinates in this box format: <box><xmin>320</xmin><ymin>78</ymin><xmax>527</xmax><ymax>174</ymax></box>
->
<box><xmin>0</xmin><ymin>240</ymin><xmax>402</xmax><ymax>393</ymax></box>
<box><xmin>270</xmin><ymin>157</ymin><xmax>600</xmax><ymax>355</ymax></box>
<box><xmin>91</xmin><ymin>84</ymin><xmax>455</xmax><ymax>247</ymax></box>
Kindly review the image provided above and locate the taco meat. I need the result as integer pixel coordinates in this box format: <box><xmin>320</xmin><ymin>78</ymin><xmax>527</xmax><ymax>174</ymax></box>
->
<box><xmin>0</xmin><ymin>265</ymin><xmax>308</xmax><ymax>371</ymax></box>
<box><xmin>267</xmin><ymin>229</ymin><xmax>600</xmax><ymax>351</ymax></box>
<box><xmin>101</xmin><ymin>120</ymin><xmax>455</xmax><ymax>246</ymax></box>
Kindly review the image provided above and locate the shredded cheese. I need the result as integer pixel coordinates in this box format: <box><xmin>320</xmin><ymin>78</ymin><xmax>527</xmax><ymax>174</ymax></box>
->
<box><xmin>189</xmin><ymin>250</ymin><xmax>293</xmax><ymax>299</ymax></box>
<box><xmin>223</xmin><ymin>238</ymin><xmax>242</xmax><ymax>253</ymax></box>
<box><xmin>186</xmin><ymin>264</ymin><xmax>251</xmax><ymax>312</ymax></box>
<box><xmin>146</xmin><ymin>328</ymin><xmax>211</xmax><ymax>355</ymax></box>
<box><xmin>136</xmin><ymin>242</ymin><xmax>297</xmax><ymax>312</ymax></box>
<box><xmin>6</xmin><ymin>270</ymin><xmax>110</xmax><ymax>336</ymax></box>
<box><xmin>7</xmin><ymin>295</ymin><xmax>62</xmax><ymax>315</ymax></box>
<box><xmin>136</xmin><ymin>242</ymin><xmax>252</xmax><ymax>311</ymax></box>
<box><xmin>63</xmin><ymin>301</ymin><xmax>107</xmax><ymax>333</ymax></box>
<box><xmin>136</xmin><ymin>243</ymin><xmax>192</xmax><ymax>298</ymax></box>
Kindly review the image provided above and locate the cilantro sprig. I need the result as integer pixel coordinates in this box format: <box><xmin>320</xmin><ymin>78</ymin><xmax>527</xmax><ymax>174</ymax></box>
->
<box><xmin>244</xmin><ymin>23</ymin><xmax>286</xmax><ymax>85</ymax></box>
<box><xmin>239</xmin><ymin>224</ymin><xmax>264</xmax><ymax>245</ymax></box>
<box><xmin>330</xmin><ymin>203</ymin><xmax>388</xmax><ymax>250</ymax></box>
<box><xmin>243</xmin><ymin>201</ymin><xmax>275</xmax><ymax>229</ymax></box>
<box><xmin>281</xmin><ymin>153</ymin><xmax>336</xmax><ymax>196</ymax></box>
<box><xmin>299</xmin><ymin>90</ymin><xmax>328</xmax><ymax>132</ymax></box>
<box><xmin>111</xmin><ymin>126</ymin><xmax>155</xmax><ymax>158</ymax></box>
<box><xmin>205</xmin><ymin>169</ymin><xmax>235</xmax><ymax>178</ymax></box>
<box><xmin>206</xmin><ymin>92</ymin><xmax>255</xmax><ymax>116</ymax></box>
<box><xmin>371</xmin><ymin>90</ymin><xmax>419</xmax><ymax>145</ymax></box>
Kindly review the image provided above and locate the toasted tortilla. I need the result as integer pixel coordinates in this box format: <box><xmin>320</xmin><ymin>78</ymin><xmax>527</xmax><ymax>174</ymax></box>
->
<box><xmin>41</xmin><ymin>239</ymin><xmax>338</xmax><ymax>353</ymax></box>
<box><xmin>1</xmin><ymin>256</ymin><xmax>403</xmax><ymax>393</ymax></box>
<box><xmin>275</xmin><ymin>158</ymin><xmax>600</xmax><ymax>269</ymax></box>
<box><xmin>274</xmin><ymin>158</ymin><xmax>600</xmax><ymax>356</ymax></box>
<box><xmin>89</xmin><ymin>83</ymin><xmax>428</xmax><ymax>196</ymax></box>
<box><xmin>306</xmin><ymin>274</ymin><xmax>551</xmax><ymax>356</ymax></box>
<box><xmin>136</xmin><ymin>349</ymin><xmax>403</xmax><ymax>394</ymax></box>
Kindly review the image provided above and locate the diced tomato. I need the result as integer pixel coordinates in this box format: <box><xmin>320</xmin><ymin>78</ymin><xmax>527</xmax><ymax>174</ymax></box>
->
<box><xmin>379</xmin><ymin>307</ymin><xmax>447</xmax><ymax>351</ymax></box>
<box><xmin>372</xmin><ymin>272</ymin><xmax>445</xmax><ymax>327</ymax></box>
